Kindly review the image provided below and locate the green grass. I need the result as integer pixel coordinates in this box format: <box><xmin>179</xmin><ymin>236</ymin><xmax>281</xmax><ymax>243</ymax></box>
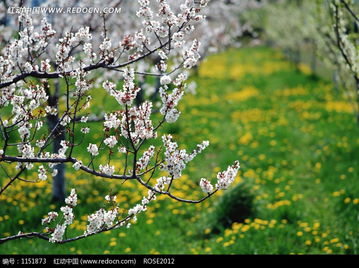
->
<box><xmin>0</xmin><ymin>46</ymin><xmax>358</xmax><ymax>254</ymax></box>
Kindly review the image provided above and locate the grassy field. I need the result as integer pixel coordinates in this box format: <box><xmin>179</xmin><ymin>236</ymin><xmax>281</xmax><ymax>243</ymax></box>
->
<box><xmin>1</xmin><ymin>46</ymin><xmax>358</xmax><ymax>254</ymax></box>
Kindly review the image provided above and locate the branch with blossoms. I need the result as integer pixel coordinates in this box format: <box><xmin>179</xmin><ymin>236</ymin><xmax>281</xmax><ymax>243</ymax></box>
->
<box><xmin>1</xmin><ymin>0</ymin><xmax>252</xmax><ymax>203</ymax></box>
<box><xmin>0</xmin><ymin>0</ymin><xmax>240</xmax><ymax>244</ymax></box>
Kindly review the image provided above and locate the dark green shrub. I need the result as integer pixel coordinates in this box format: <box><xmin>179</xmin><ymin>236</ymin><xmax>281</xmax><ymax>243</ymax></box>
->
<box><xmin>210</xmin><ymin>183</ymin><xmax>256</xmax><ymax>232</ymax></box>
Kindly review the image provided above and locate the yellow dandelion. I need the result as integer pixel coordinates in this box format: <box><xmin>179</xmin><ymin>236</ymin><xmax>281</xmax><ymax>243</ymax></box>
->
<box><xmin>216</xmin><ymin>237</ymin><xmax>223</xmax><ymax>243</ymax></box>
<box><xmin>118</xmin><ymin>232</ymin><xmax>126</xmax><ymax>237</ymax></box>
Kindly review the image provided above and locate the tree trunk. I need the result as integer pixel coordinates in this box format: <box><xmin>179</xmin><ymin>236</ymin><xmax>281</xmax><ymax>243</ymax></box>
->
<box><xmin>48</xmin><ymin>116</ymin><xmax>66</xmax><ymax>203</ymax></box>
<box><xmin>150</xmin><ymin>75</ymin><xmax>162</xmax><ymax>102</ymax></box>
<box><xmin>311</xmin><ymin>41</ymin><xmax>317</xmax><ymax>75</ymax></box>
<box><xmin>192</xmin><ymin>65</ymin><xmax>200</xmax><ymax>77</ymax></box>
<box><xmin>135</xmin><ymin>81</ymin><xmax>144</xmax><ymax>106</ymax></box>
<box><xmin>332</xmin><ymin>70</ymin><xmax>340</xmax><ymax>94</ymax></box>
<box><xmin>46</xmin><ymin>81</ymin><xmax>66</xmax><ymax>202</ymax></box>
<box><xmin>150</xmin><ymin>57</ymin><xmax>162</xmax><ymax>102</ymax></box>
<box><xmin>294</xmin><ymin>48</ymin><xmax>301</xmax><ymax>71</ymax></box>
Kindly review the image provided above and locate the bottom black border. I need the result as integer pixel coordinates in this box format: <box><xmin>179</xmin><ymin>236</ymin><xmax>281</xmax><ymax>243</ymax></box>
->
<box><xmin>0</xmin><ymin>254</ymin><xmax>356</xmax><ymax>266</ymax></box>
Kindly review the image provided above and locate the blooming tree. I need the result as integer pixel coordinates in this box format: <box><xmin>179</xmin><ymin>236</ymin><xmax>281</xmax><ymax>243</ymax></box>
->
<box><xmin>0</xmin><ymin>0</ymin><xmax>240</xmax><ymax>244</ymax></box>
<box><xmin>329</xmin><ymin>0</ymin><xmax>359</xmax><ymax>122</ymax></box>
<box><xmin>0</xmin><ymin>0</ymin><xmax>248</xmax><ymax>202</ymax></box>
<box><xmin>258</xmin><ymin>0</ymin><xmax>359</xmax><ymax>122</ymax></box>
<box><xmin>263</xmin><ymin>0</ymin><xmax>318</xmax><ymax>67</ymax></box>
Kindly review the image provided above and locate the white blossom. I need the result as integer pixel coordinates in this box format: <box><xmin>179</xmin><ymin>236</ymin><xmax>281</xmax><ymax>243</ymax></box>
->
<box><xmin>160</xmin><ymin>75</ymin><xmax>172</xmax><ymax>85</ymax></box>
<box><xmin>87</xmin><ymin>143</ymin><xmax>99</xmax><ymax>156</ymax></box>
<box><xmin>60</xmin><ymin>115</ymin><xmax>71</xmax><ymax>126</ymax></box>
<box><xmin>65</xmin><ymin>189</ymin><xmax>77</xmax><ymax>207</ymax></box>
<box><xmin>85</xmin><ymin>207</ymin><xmax>117</xmax><ymax>234</ymax></box>
<box><xmin>161</xmin><ymin>135</ymin><xmax>210</xmax><ymax>179</ymax></box>
<box><xmin>158</xmin><ymin>50</ymin><xmax>167</xmax><ymax>60</ymax></box>
<box><xmin>103</xmin><ymin>209</ymin><xmax>118</xmax><ymax>228</ymax></box>
<box><xmin>119</xmin><ymin>147</ymin><xmax>127</xmax><ymax>153</ymax></box>
<box><xmin>51</xmin><ymin>169</ymin><xmax>58</xmax><ymax>177</ymax></box>
<box><xmin>104</xmin><ymin>136</ymin><xmax>117</xmax><ymax>148</ymax></box>
<box><xmin>136</xmin><ymin>146</ymin><xmax>155</xmax><ymax>172</ymax></box>
<box><xmin>72</xmin><ymin>161</ymin><xmax>83</xmax><ymax>171</ymax></box>
<box><xmin>104</xmin><ymin>113</ymin><xmax>121</xmax><ymax>129</ymax></box>
<box><xmin>49</xmin><ymin>224</ymin><xmax>66</xmax><ymax>243</ymax></box>
<box><xmin>60</xmin><ymin>206</ymin><xmax>74</xmax><ymax>225</ymax></box>
<box><xmin>215</xmin><ymin>161</ymin><xmax>240</xmax><ymax>190</ymax></box>
<box><xmin>38</xmin><ymin>165</ymin><xmax>47</xmax><ymax>181</ymax></box>
<box><xmin>200</xmin><ymin>178</ymin><xmax>214</xmax><ymax>194</ymax></box>
<box><xmin>105</xmin><ymin>195</ymin><xmax>117</xmax><ymax>202</ymax></box>
<box><xmin>99</xmin><ymin>164</ymin><xmax>115</xmax><ymax>176</ymax></box>
<box><xmin>80</xmin><ymin>116</ymin><xmax>88</xmax><ymax>123</ymax></box>
<box><xmin>81</xmin><ymin>127</ymin><xmax>90</xmax><ymax>134</ymax></box>
<box><xmin>18</xmin><ymin>124</ymin><xmax>31</xmax><ymax>140</ymax></box>
<box><xmin>41</xmin><ymin>212</ymin><xmax>58</xmax><ymax>225</ymax></box>
<box><xmin>165</xmin><ymin>109</ymin><xmax>180</xmax><ymax>123</ymax></box>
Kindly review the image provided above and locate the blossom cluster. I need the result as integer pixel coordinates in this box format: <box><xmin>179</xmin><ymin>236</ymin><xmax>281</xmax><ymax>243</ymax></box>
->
<box><xmin>103</xmin><ymin>68</ymin><xmax>141</xmax><ymax>106</ymax></box>
<box><xmin>120</xmin><ymin>101</ymin><xmax>156</xmax><ymax>144</ymax></box>
<box><xmin>41</xmin><ymin>189</ymin><xmax>78</xmax><ymax>243</ymax></box>
<box><xmin>159</xmin><ymin>86</ymin><xmax>184</xmax><ymax>123</ymax></box>
<box><xmin>136</xmin><ymin>146</ymin><xmax>155</xmax><ymax>172</ymax></box>
<box><xmin>86</xmin><ymin>208</ymin><xmax>118</xmax><ymax>235</ymax></box>
<box><xmin>215</xmin><ymin>161</ymin><xmax>241</xmax><ymax>190</ymax></box>
<box><xmin>161</xmin><ymin>135</ymin><xmax>209</xmax><ymax>179</ymax></box>
<box><xmin>84</xmin><ymin>175</ymin><xmax>172</xmax><ymax>235</ymax></box>
<box><xmin>199</xmin><ymin>161</ymin><xmax>240</xmax><ymax>194</ymax></box>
